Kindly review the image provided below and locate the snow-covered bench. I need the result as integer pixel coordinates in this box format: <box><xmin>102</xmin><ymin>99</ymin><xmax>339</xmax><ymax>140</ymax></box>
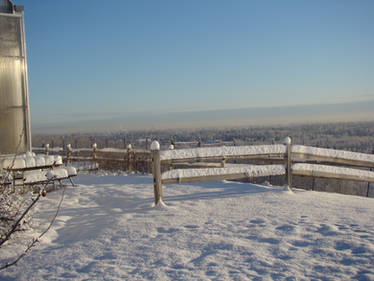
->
<box><xmin>22</xmin><ymin>166</ymin><xmax>77</xmax><ymax>188</ymax></box>
<box><xmin>0</xmin><ymin>153</ymin><xmax>77</xmax><ymax>190</ymax></box>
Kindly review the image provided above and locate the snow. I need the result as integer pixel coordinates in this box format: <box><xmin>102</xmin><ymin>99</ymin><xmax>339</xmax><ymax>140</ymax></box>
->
<box><xmin>34</xmin><ymin>155</ymin><xmax>46</xmax><ymax>167</ymax></box>
<box><xmin>24</xmin><ymin>167</ymin><xmax>72</xmax><ymax>184</ymax></box>
<box><xmin>293</xmin><ymin>163</ymin><xmax>374</xmax><ymax>180</ymax></box>
<box><xmin>0</xmin><ymin>154</ymin><xmax>63</xmax><ymax>171</ymax></box>
<box><xmin>50</xmin><ymin>168</ymin><xmax>69</xmax><ymax>179</ymax></box>
<box><xmin>23</xmin><ymin>170</ymin><xmax>47</xmax><ymax>184</ymax></box>
<box><xmin>4</xmin><ymin>158</ymin><xmax>26</xmax><ymax>169</ymax></box>
<box><xmin>1</xmin><ymin>173</ymin><xmax>374</xmax><ymax>280</ymax></box>
<box><xmin>67</xmin><ymin>166</ymin><xmax>77</xmax><ymax>176</ymax></box>
<box><xmin>284</xmin><ymin>136</ymin><xmax>291</xmax><ymax>145</ymax></box>
<box><xmin>43</xmin><ymin>155</ymin><xmax>55</xmax><ymax>166</ymax></box>
<box><xmin>162</xmin><ymin>164</ymin><xmax>286</xmax><ymax>180</ymax></box>
<box><xmin>54</xmin><ymin>155</ymin><xmax>63</xmax><ymax>165</ymax></box>
<box><xmin>292</xmin><ymin>145</ymin><xmax>374</xmax><ymax>163</ymax></box>
<box><xmin>151</xmin><ymin>140</ymin><xmax>160</xmax><ymax>151</ymax></box>
<box><xmin>99</xmin><ymin>148</ymin><xmax>126</xmax><ymax>153</ymax></box>
<box><xmin>24</xmin><ymin>156</ymin><xmax>35</xmax><ymax>168</ymax></box>
<box><xmin>160</xmin><ymin>144</ymin><xmax>286</xmax><ymax>161</ymax></box>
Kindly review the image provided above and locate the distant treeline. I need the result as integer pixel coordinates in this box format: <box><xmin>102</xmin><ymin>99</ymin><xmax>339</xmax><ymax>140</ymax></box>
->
<box><xmin>33</xmin><ymin>121</ymin><xmax>374</xmax><ymax>154</ymax></box>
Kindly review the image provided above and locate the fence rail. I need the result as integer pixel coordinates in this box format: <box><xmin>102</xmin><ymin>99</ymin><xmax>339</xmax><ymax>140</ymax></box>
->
<box><xmin>151</xmin><ymin>138</ymin><xmax>374</xmax><ymax>205</ymax></box>
<box><xmin>33</xmin><ymin>144</ymin><xmax>151</xmax><ymax>173</ymax></box>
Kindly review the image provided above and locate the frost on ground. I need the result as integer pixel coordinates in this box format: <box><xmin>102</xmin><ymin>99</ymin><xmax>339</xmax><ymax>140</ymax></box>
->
<box><xmin>1</xmin><ymin>173</ymin><xmax>374</xmax><ymax>280</ymax></box>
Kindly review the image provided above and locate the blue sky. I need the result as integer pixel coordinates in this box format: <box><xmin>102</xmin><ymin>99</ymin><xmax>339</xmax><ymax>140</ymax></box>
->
<box><xmin>15</xmin><ymin>0</ymin><xmax>374</xmax><ymax>132</ymax></box>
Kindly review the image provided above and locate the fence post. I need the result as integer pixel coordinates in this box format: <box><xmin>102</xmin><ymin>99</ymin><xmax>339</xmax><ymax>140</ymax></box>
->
<box><xmin>127</xmin><ymin>144</ymin><xmax>133</xmax><ymax>172</ymax></box>
<box><xmin>66</xmin><ymin>144</ymin><xmax>71</xmax><ymax>164</ymax></box>
<box><xmin>284</xmin><ymin>137</ymin><xmax>292</xmax><ymax>190</ymax></box>
<box><xmin>44</xmin><ymin>143</ymin><xmax>49</xmax><ymax>155</ymax></box>
<box><xmin>92</xmin><ymin>143</ymin><xmax>97</xmax><ymax>160</ymax></box>
<box><xmin>151</xmin><ymin>141</ymin><xmax>163</xmax><ymax>205</ymax></box>
<box><xmin>367</xmin><ymin>167</ymin><xmax>372</xmax><ymax>197</ymax></box>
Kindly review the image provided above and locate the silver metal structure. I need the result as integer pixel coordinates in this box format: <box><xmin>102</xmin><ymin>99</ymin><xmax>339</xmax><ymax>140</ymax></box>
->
<box><xmin>0</xmin><ymin>0</ymin><xmax>31</xmax><ymax>155</ymax></box>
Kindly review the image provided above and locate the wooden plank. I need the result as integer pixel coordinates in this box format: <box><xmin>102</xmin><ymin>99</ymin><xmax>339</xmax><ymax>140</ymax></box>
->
<box><xmin>292</xmin><ymin>167</ymin><xmax>374</xmax><ymax>183</ymax></box>
<box><xmin>162</xmin><ymin>164</ymin><xmax>286</xmax><ymax>185</ymax></box>
<box><xmin>162</xmin><ymin>172</ymin><xmax>250</xmax><ymax>185</ymax></box>
<box><xmin>171</xmin><ymin>163</ymin><xmax>223</xmax><ymax>169</ymax></box>
<box><xmin>161</xmin><ymin>153</ymin><xmax>285</xmax><ymax>165</ymax></box>
<box><xmin>67</xmin><ymin>156</ymin><xmax>126</xmax><ymax>162</ymax></box>
<box><xmin>292</xmin><ymin>152</ymin><xmax>374</xmax><ymax>169</ymax></box>
<box><xmin>6</xmin><ymin>163</ymin><xmax>62</xmax><ymax>172</ymax></box>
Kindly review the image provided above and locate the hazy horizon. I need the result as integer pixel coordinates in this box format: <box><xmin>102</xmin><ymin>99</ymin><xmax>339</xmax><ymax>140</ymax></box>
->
<box><xmin>31</xmin><ymin>99</ymin><xmax>374</xmax><ymax>134</ymax></box>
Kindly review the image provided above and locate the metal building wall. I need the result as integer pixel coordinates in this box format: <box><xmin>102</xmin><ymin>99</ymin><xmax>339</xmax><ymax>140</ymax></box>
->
<box><xmin>0</xmin><ymin>0</ymin><xmax>31</xmax><ymax>155</ymax></box>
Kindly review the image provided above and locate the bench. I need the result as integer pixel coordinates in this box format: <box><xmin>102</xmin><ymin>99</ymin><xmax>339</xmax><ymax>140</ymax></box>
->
<box><xmin>1</xmin><ymin>153</ymin><xmax>77</xmax><ymax>191</ymax></box>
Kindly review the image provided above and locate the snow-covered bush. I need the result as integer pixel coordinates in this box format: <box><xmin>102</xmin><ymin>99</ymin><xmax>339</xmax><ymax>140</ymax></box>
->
<box><xmin>0</xmin><ymin>170</ymin><xmax>36</xmax><ymax>246</ymax></box>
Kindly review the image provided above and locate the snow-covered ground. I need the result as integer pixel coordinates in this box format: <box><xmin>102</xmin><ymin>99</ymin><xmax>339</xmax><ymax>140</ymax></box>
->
<box><xmin>1</xmin><ymin>173</ymin><xmax>374</xmax><ymax>280</ymax></box>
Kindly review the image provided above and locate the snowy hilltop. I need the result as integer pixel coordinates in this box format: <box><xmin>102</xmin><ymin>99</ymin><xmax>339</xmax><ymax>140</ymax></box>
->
<box><xmin>1</xmin><ymin>173</ymin><xmax>374</xmax><ymax>280</ymax></box>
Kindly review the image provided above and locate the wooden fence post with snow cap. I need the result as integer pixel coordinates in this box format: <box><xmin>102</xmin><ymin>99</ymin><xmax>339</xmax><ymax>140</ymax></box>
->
<box><xmin>151</xmin><ymin>140</ymin><xmax>163</xmax><ymax>205</ymax></box>
<box><xmin>126</xmin><ymin>144</ymin><xmax>133</xmax><ymax>172</ymax></box>
<box><xmin>284</xmin><ymin>137</ymin><xmax>292</xmax><ymax>190</ymax></box>
<box><xmin>92</xmin><ymin>143</ymin><xmax>97</xmax><ymax>161</ymax></box>
<box><xmin>66</xmin><ymin>144</ymin><xmax>72</xmax><ymax>164</ymax></box>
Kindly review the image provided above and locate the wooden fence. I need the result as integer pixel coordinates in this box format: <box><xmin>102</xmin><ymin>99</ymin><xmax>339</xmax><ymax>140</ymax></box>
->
<box><xmin>151</xmin><ymin>137</ymin><xmax>374</xmax><ymax>205</ymax></box>
<box><xmin>33</xmin><ymin>144</ymin><xmax>152</xmax><ymax>173</ymax></box>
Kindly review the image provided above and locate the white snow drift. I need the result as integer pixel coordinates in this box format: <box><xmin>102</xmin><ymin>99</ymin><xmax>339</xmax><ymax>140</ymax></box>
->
<box><xmin>1</xmin><ymin>173</ymin><xmax>373</xmax><ymax>280</ymax></box>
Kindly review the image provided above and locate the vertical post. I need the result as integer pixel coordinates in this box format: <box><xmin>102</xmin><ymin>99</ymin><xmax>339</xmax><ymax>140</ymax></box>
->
<box><xmin>127</xmin><ymin>144</ymin><xmax>133</xmax><ymax>172</ymax></box>
<box><xmin>168</xmin><ymin>144</ymin><xmax>174</xmax><ymax>170</ymax></box>
<box><xmin>367</xmin><ymin>168</ymin><xmax>372</xmax><ymax>197</ymax></box>
<box><xmin>92</xmin><ymin>143</ymin><xmax>97</xmax><ymax>161</ymax></box>
<box><xmin>151</xmin><ymin>141</ymin><xmax>163</xmax><ymax>205</ymax></box>
<box><xmin>66</xmin><ymin>144</ymin><xmax>71</xmax><ymax>164</ymax></box>
<box><xmin>44</xmin><ymin>143</ymin><xmax>49</xmax><ymax>155</ymax></box>
<box><xmin>284</xmin><ymin>137</ymin><xmax>292</xmax><ymax>190</ymax></box>
<box><xmin>367</xmin><ymin>149</ymin><xmax>374</xmax><ymax>197</ymax></box>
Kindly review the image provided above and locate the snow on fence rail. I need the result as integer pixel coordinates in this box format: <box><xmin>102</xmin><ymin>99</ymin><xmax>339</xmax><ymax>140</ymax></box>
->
<box><xmin>151</xmin><ymin>138</ymin><xmax>374</xmax><ymax>205</ymax></box>
<box><xmin>292</xmin><ymin>145</ymin><xmax>374</xmax><ymax>168</ymax></box>
<box><xmin>32</xmin><ymin>144</ymin><xmax>151</xmax><ymax>173</ymax></box>
<box><xmin>160</xmin><ymin>144</ymin><xmax>286</xmax><ymax>163</ymax></box>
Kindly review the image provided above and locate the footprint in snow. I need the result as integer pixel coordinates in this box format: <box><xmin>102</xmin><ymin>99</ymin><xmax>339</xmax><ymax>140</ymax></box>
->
<box><xmin>317</xmin><ymin>224</ymin><xmax>340</xmax><ymax>236</ymax></box>
<box><xmin>334</xmin><ymin>240</ymin><xmax>353</xmax><ymax>251</ymax></box>
<box><xmin>184</xmin><ymin>225</ymin><xmax>199</xmax><ymax>230</ymax></box>
<box><xmin>157</xmin><ymin>227</ymin><xmax>179</xmax><ymax>234</ymax></box>
<box><xmin>249</xmin><ymin>218</ymin><xmax>266</xmax><ymax>225</ymax></box>
<box><xmin>290</xmin><ymin>239</ymin><xmax>312</xmax><ymax>248</ymax></box>
<box><xmin>276</xmin><ymin>224</ymin><xmax>296</xmax><ymax>233</ymax></box>
<box><xmin>258</xmin><ymin>237</ymin><xmax>281</xmax><ymax>245</ymax></box>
